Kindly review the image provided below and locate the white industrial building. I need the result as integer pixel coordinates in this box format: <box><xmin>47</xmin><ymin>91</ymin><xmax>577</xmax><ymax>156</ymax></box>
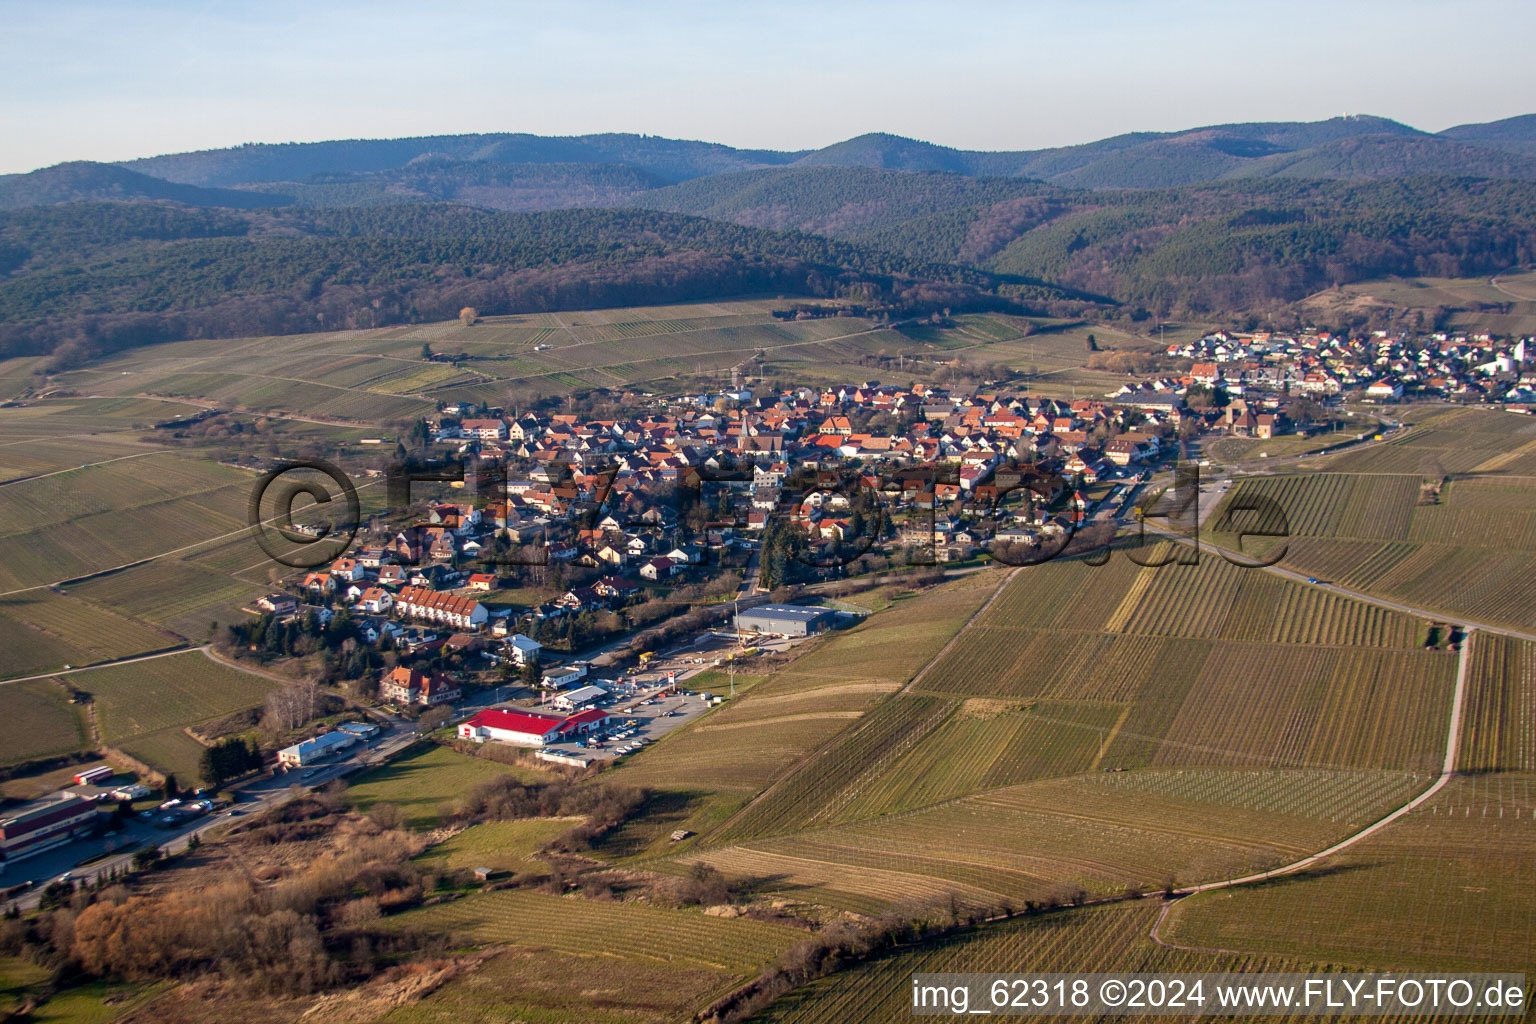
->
<box><xmin>277</xmin><ymin>730</ymin><xmax>359</xmax><ymax>768</ymax></box>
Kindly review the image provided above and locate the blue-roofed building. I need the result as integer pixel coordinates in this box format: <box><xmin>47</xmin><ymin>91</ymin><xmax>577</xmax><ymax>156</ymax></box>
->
<box><xmin>277</xmin><ymin>730</ymin><xmax>360</xmax><ymax>768</ymax></box>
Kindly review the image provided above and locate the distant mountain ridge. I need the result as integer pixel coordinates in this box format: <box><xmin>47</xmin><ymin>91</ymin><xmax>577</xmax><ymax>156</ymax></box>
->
<box><xmin>0</xmin><ymin>114</ymin><xmax>1529</xmax><ymax>215</ymax></box>
<box><xmin>89</xmin><ymin>113</ymin><xmax>1536</xmax><ymax>194</ymax></box>
<box><xmin>1440</xmin><ymin>114</ymin><xmax>1536</xmax><ymax>156</ymax></box>
<box><xmin>0</xmin><ymin>162</ymin><xmax>293</xmax><ymax>210</ymax></box>
<box><xmin>5</xmin><ymin>112</ymin><xmax>1536</xmax><ymax>367</ymax></box>
<box><xmin>120</xmin><ymin>132</ymin><xmax>806</xmax><ymax>188</ymax></box>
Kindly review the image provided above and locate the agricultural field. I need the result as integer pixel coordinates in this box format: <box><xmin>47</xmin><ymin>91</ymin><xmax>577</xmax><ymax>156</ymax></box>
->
<box><xmin>79</xmin><ymin>650</ymin><xmax>277</xmax><ymax>744</ymax></box>
<box><xmin>1162</xmin><ymin>773</ymin><xmax>1536</xmax><ymax>974</ymax></box>
<box><xmin>1458</xmin><ymin>633</ymin><xmax>1536</xmax><ymax>773</ymax></box>
<box><xmin>376</xmin><ymin>885</ymin><xmax>801</xmax><ymax>1024</ymax></box>
<box><xmin>607</xmin><ymin>535</ymin><xmax>1456</xmax><ymax>921</ymax></box>
<box><xmin>1294</xmin><ymin>272</ymin><xmax>1536</xmax><ymax>338</ymax></box>
<box><xmin>1147</xmin><ymin>643</ymin><xmax>1453</xmax><ymax>773</ymax></box>
<box><xmin>0</xmin><ymin>395</ymin><xmax>207</xmax><ymax>443</ymax></box>
<box><xmin>680</xmin><ymin>768</ymin><xmax>1426</xmax><ymax>915</ymax></box>
<box><xmin>113</xmin><ymin>725</ymin><xmax>218</xmax><ymax>785</ymax></box>
<box><xmin>707</xmin><ymin>694</ymin><xmax>955</xmax><ymax>843</ymax></box>
<box><xmin>38</xmin><ymin>301</ymin><xmax>907</xmax><ymax>418</ymax></box>
<box><xmin>1208</xmin><ymin>472</ymin><xmax>1422</xmax><ymax>542</ymax></box>
<box><xmin>1206</xmin><ymin>410</ymin><xmax>1536</xmax><ymax>628</ymax></box>
<box><xmin>66</xmin><ymin>557</ymin><xmax>268</xmax><ymax>640</ymax></box>
<box><xmin>0</xmin><ymin>589</ymin><xmax>180</xmax><ymax>680</ymax></box>
<box><xmin>415</xmin><ymin>817</ymin><xmax>579</xmax><ymax>876</ymax></box>
<box><xmin>375</xmin><ymin>888</ymin><xmax>802</xmax><ymax>1022</ymax></box>
<box><xmin>383</xmin><ymin>887</ymin><xmax>798</xmax><ymax>971</ymax></box>
<box><xmin>0</xmin><ymin>448</ymin><xmax>256</xmax><ymax>592</ymax></box>
<box><xmin>379</xmin><ymin>946</ymin><xmax>753</xmax><ymax>1024</ymax></box>
<box><xmin>0</xmin><ymin>433</ymin><xmax>165</xmax><ymax>484</ymax></box>
<box><xmin>603</xmin><ymin>571</ymin><xmax>1006</xmax><ymax>857</ymax></box>
<box><xmin>345</xmin><ymin>744</ymin><xmax>553</xmax><ymax>830</ymax></box>
<box><xmin>0</xmin><ymin>647</ymin><xmax>275</xmax><ymax>779</ymax></box>
<box><xmin>1202</xmin><ymin>431</ymin><xmax>1343</xmax><ymax>464</ymax></box>
<box><xmin>0</xmin><ymin>679</ymin><xmax>88</xmax><ymax>765</ymax></box>
<box><xmin>28</xmin><ymin>301</ymin><xmax>1172</xmax><ymax>424</ymax></box>
<box><xmin>902</xmin><ymin>558</ymin><xmax>1452</xmax><ymax>777</ymax></box>
<box><xmin>755</xmin><ymin>901</ymin><xmax>1323</xmax><ymax>1024</ymax></box>
<box><xmin>831</xmin><ymin>698</ymin><xmax>1126</xmax><ymax>818</ymax></box>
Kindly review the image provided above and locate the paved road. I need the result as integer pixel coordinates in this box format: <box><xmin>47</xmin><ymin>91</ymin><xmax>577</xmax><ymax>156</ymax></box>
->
<box><xmin>1</xmin><ymin>645</ymin><xmax>194</xmax><ymax>686</ymax></box>
<box><xmin>1489</xmin><ymin>267</ymin><xmax>1536</xmax><ymax>303</ymax></box>
<box><xmin>3</xmin><ymin>717</ymin><xmax>419</xmax><ymax>912</ymax></box>
<box><xmin>0</xmin><ymin>448</ymin><xmax>177</xmax><ymax>490</ymax></box>
<box><xmin>1148</xmin><ymin>630</ymin><xmax>1475</xmax><ymax>950</ymax></box>
<box><xmin>1143</xmin><ymin>517</ymin><xmax>1536</xmax><ymax>643</ymax></box>
<box><xmin>1124</xmin><ymin>468</ymin><xmax>1505</xmax><ymax>937</ymax></box>
<box><xmin>0</xmin><ymin>474</ymin><xmax>384</xmax><ymax>600</ymax></box>
<box><xmin>707</xmin><ymin>565</ymin><xmax>1020</xmax><ymax>838</ymax></box>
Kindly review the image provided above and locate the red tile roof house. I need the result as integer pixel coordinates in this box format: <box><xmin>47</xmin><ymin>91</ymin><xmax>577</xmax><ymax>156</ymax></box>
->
<box><xmin>395</xmin><ymin>586</ymin><xmax>488</xmax><ymax>630</ymax></box>
<box><xmin>379</xmin><ymin>666</ymin><xmax>461</xmax><ymax>706</ymax></box>
<box><xmin>639</xmin><ymin>556</ymin><xmax>678</xmax><ymax>580</ymax></box>
<box><xmin>458</xmin><ymin>707</ymin><xmax>610</xmax><ymax>746</ymax></box>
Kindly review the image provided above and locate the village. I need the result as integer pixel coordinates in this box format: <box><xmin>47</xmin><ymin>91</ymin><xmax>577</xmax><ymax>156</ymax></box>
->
<box><xmin>5</xmin><ymin>320</ymin><xmax>1534</xmax><ymax>927</ymax></box>
<box><xmin>23</xmin><ymin>317</ymin><xmax>1467</xmax><ymax>843</ymax></box>
<box><xmin>1165</xmin><ymin>326</ymin><xmax>1536</xmax><ymax>404</ymax></box>
<box><xmin>236</xmin><ymin>324</ymin><xmax>1536</xmax><ymax>751</ymax></box>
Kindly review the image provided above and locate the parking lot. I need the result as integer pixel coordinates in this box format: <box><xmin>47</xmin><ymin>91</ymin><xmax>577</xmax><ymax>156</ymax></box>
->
<box><xmin>540</xmin><ymin>686</ymin><xmax>714</xmax><ymax>762</ymax></box>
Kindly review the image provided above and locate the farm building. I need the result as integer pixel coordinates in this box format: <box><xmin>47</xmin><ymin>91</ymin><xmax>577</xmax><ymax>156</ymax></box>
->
<box><xmin>458</xmin><ymin>707</ymin><xmax>610</xmax><ymax>747</ymax></box>
<box><xmin>278</xmin><ymin>730</ymin><xmax>359</xmax><ymax>768</ymax></box>
<box><xmin>735</xmin><ymin>604</ymin><xmax>836</xmax><ymax>637</ymax></box>
<box><xmin>0</xmin><ymin>793</ymin><xmax>99</xmax><ymax>865</ymax></box>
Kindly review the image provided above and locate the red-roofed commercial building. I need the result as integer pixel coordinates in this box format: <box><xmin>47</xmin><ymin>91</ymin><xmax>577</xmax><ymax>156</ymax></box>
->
<box><xmin>458</xmin><ymin>707</ymin><xmax>611</xmax><ymax>747</ymax></box>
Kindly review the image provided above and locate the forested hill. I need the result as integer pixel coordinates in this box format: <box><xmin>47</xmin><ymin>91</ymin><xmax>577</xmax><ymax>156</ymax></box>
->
<box><xmin>120</xmin><ymin>133</ymin><xmax>806</xmax><ymax>188</ymax></box>
<box><xmin>4</xmin><ymin>115</ymin><xmax>1536</xmax><ymax>366</ymax></box>
<box><xmin>0</xmin><ymin>204</ymin><xmax>1083</xmax><ymax>367</ymax></box>
<box><xmin>87</xmin><ymin>115</ymin><xmax>1536</xmax><ymax>197</ymax></box>
<box><xmin>0</xmin><ymin>162</ymin><xmax>293</xmax><ymax>210</ymax></box>
<box><xmin>639</xmin><ymin>169</ymin><xmax>1536</xmax><ymax>313</ymax></box>
<box><xmin>5</xmin><ymin>172</ymin><xmax>1533</xmax><ymax>368</ymax></box>
<box><xmin>1440</xmin><ymin>114</ymin><xmax>1536</xmax><ymax>156</ymax></box>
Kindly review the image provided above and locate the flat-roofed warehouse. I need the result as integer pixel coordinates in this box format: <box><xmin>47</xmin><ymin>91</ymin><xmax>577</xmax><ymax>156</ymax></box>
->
<box><xmin>736</xmin><ymin>603</ymin><xmax>836</xmax><ymax>637</ymax></box>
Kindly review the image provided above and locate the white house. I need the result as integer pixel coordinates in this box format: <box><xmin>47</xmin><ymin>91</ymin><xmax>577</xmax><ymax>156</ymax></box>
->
<box><xmin>508</xmin><ymin>634</ymin><xmax>543</xmax><ymax>666</ymax></box>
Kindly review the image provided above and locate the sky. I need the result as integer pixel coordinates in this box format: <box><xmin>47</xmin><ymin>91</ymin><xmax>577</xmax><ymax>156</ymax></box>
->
<box><xmin>3</xmin><ymin>0</ymin><xmax>1534</xmax><ymax>174</ymax></box>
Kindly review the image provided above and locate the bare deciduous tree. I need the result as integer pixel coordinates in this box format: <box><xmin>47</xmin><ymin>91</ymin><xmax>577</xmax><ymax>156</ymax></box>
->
<box><xmin>262</xmin><ymin>680</ymin><xmax>323</xmax><ymax>735</ymax></box>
